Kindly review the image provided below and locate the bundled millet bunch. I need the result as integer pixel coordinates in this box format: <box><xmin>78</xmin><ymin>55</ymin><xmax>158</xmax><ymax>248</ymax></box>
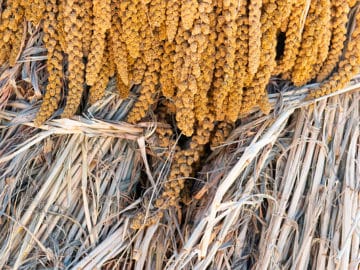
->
<box><xmin>1</xmin><ymin>0</ymin><xmax>360</xmax><ymax>228</ymax></box>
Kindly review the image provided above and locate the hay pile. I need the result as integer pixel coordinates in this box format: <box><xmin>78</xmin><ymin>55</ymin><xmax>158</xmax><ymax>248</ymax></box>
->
<box><xmin>0</xmin><ymin>1</ymin><xmax>360</xmax><ymax>270</ymax></box>
<box><xmin>1</xmin><ymin>76</ymin><xmax>360</xmax><ymax>269</ymax></box>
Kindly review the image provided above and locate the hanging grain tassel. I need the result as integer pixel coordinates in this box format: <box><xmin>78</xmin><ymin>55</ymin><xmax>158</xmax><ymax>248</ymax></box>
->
<box><xmin>309</xmin><ymin>9</ymin><xmax>360</xmax><ymax>98</ymax></box>
<box><xmin>165</xmin><ymin>0</ymin><xmax>180</xmax><ymax>42</ymax></box>
<box><xmin>24</xmin><ymin>0</ymin><xmax>46</xmax><ymax>25</ymax></box>
<box><xmin>34</xmin><ymin>0</ymin><xmax>63</xmax><ymax>126</ymax></box>
<box><xmin>347</xmin><ymin>0</ymin><xmax>357</xmax><ymax>8</ymax></box>
<box><xmin>194</xmin><ymin>0</ymin><xmax>216</xmax><ymax>124</ymax></box>
<box><xmin>275</xmin><ymin>0</ymin><xmax>307</xmax><ymax>75</ymax></box>
<box><xmin>310</xmin><ymin>0</ymin><xmax>332</xmax><ymax>80</ymax></box>
<box><xmin>160</xmin><ymin>40</ymin><xmax>176</xmax><ymax>98</ymax></box>
<box><xmin>226</xmin><ymin>0</ymin><xmax>248</xmax><ymax>122</ymax></box>
<box><xmin>85</xmin><ymin>0</ymin><xmax>111</xmax><ymax>86</ymax></box>
<box><xmin>88</xmin><ymin>41</ymin><xmax>112</xmax><ymax>104</ymax></box>
<box><xmin>0</xmin><ymin>0</ymin><xmax>25</xmax><ymax>67</ymax></box>
<box><xmin>211</xmin><ymin>1</ymin><xmax>227</xmax><ymax>121</ymax></box>
<box><xmin>149</xmin><ymin>0</ymin><xmax>166</xmax><ymax>29</ymax></box>
<box><xmin>109</xmin><ymin>0</ymin><xmax>129</xmax><ymax>88</ymax></box>
<box><xmin>317</xmin><ymin>0</ymin><xmax>349</xmax><ymax>82</ymax></box>
<box><xmin>61</xmin><ymin>0</ymin><xmax>85</xmax><ymax>118</ymax></box>
<box><xmin>120</xmin><ymin>0</ymin><xmax>141</xmax><ymax>59</ymax></box>
<box><xmin>248</xmin><ymin>0</ymin><xmax>262</xmax><ymax>75</ymax></box>
<box><xmin>181</xmin><ymin>0</ymin><xmax>199</xmax><ymax>30</ymax></box>
<box><xmin>291</xmin><ymin>0</ymin><xmax>322</xmax><ymax>86</ymax></box>
<box><xmin>80</xmin><ymin>0</ymin><xmax>93</xmax><ymax>57</ymax></box>
<box><xmin>127</xmin><ymin>8</ymin><xmax>164</xmax><ymax>123</ymax></box>
<box><xmin>241</xmin><ymin>0</ymin><xmax>285</xmax><ymax>114</ymax></box>
<box><xmin>172</xmin><ymin>18</ymin><xmax>197</xmax><ymax>136</ymax></box>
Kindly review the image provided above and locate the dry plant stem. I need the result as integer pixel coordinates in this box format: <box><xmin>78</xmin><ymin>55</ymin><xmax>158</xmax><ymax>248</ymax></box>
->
<box><xmin>324</xmin><ymin>94</ymin><xmax>354</xmax><ymax>269</ymax></box>
<box><xmin>315</xmin><ymin>97</ymin><xmax>337</xmax><ymax>269</ymax></box>
<box><xmin>72</xmin><ymin>225</ymin><xmax>128</xmax><ymax>269</ymax></box>
<box><xmin>195</xmin><ymin>180</ymin><xmax>259</xmax><ymax>270</ymax></box>
<box><xmin>339</xmin><ymin>107</ymin><xmax>359</xmax><ymax>270</ymax></box>
<box><xmin>81</xmin><ymin>137</ymin><xmax>96</xmax><ymax>246</ymax></box>
<box><xmin>0</xmin><ymin>91</ymin><xmax>141</xmax><ymax>268</ymax></box>
<box><xmin>4</xmin><ymin>134</ymin><xmax>81</xmax><ymax>267</ymax></box>
<box><xmin>275</xmin><ymin>106</ymin><xmax>320</xmax><ymax>259</ymax></box>
<box><xmin>6</xmin><ymin>134</ymin><xmax>133</xmax><ymax>268</ymax></box>
<box><xmin>255</xmin><ymin>109</ymin><xmax>310</xmax><ymax>269</ymax></box>
<box><xmin>292</xmin><ymin>102</ymin><xmax>326</xmax><ymax>268</ymax></box>
<box><xmin>134</xmin><ymin>224</ymin><xmax>158</xmax><ymax>270</ymax></box>
<box><xmin>198</xmin><ymin>107</ymin><xmax>295</xmax><ymax>259</ymax></box>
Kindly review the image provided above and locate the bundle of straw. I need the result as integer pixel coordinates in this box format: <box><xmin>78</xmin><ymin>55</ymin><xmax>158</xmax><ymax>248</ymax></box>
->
<box><xmin>1</xmin><ymin>76</ymin><xmax>359</xmax><ymax>269</ymax></box>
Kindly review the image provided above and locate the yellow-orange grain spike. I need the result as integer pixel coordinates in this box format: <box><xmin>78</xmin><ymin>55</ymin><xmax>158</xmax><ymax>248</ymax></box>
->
<box><xmin>241</xmin><ymin>0</ymin><xmax>283</xmax><ymax>114</ymax></box>
<box><xmin>0</xmin><ymin>0</ymin><xmax>24</xmax><ymax>67</ymax></box>
<box><xmin>194</xmin><ymin>0</ymin><xmax>216</xmax><ymax>124</ymax></box>
<box><xmin>126</xmin><ymin>64</ymin><xmax>160</xmax><ymax>123</ymax></box>
<box><xmin>176</xmin><ymin>4</ymin><xmax>211</xmax><ymax>136</ymax></box>
<box><xmin>62</xmin><ymin>0</ymin><xmax>85</xmax><ymax>118</ymax></box>
<box><xmin>9</xmin><ymin>26</ymin><xmax>24</xmax><ymax>67</ymax></box>
<box><xmin>221</xmin><ymin>0</ymin><xmax>238</xmax><ymax>122</ymax></box>
<box><xmin>108</xmin><ymin>42</ymin><xmax>116</xmax><ymax>77</ymax></box>
<box><xmin>210</xmin><ymin>122</ymin><xmax>233</xmax><ymax>148</ymax></box>
<box><xmin>34</xmin><ymin>0</ymin><xmax>63</xmax><ymax>126</ymax></box>
<box><xmin>80</xmin><ymin>0</ymin><xmax>93</xmax><ymax>57</ymax></box>
<box><xmin>227</xmin><ymin>0</ymin><xmax>248</xmax><ymax>122</ymax></box>
<box><xmin>132</xmin><ymin>56</ymin><xmax>147</xmax><ymax>85</ymax></box>
<box><xmin>211</xmin><ymin>4</ymin><xmax>227</xmax><ymax>121</ymax></box>
<box><xmin>181</xmin><ymin>0</ymin><xmax>199</xmax><ymax>30</ymax></box>
<box><xmin>309</xmin><ymin>9</ymin><xmax>360</xmax><ymax>99</ymax></box>
<box><xmin>24</xmin><ymin>0</ymin><xmax>46</xmax><ymax>25</ymax></box>
<box><xmin>160</xmin><ymin>40</ymin><xmax>176</xmax><ymax>98</ymax></box>
<box><xmin>88</xmin><ymin>42</ymin><xmax>112</xmax><ymax>104</ymax></box>
<box><xmin>317</xmin><ymin>0</ymin><xmax>349</xmax><ymax>82</ymax></box>
<box><xmin>0</xmin><ymin>5</ymin><xmax>12</xmax><ymax>65</ymax></box>
<box><xmin>275</xmin><ymin>0</ymin><xmax>307</xmax><ymax>75</ymax></box>
<box><xmin>277</xmin><ymin>0</ymin><xmax>294</xmax><ymax>32</ymax></box>
<box><xmin>173</xmin><ymin>25</ymin><xmax>196</xmax><ymax>136</ymax></box>
<box><xmin>57</xmin><ymin>0</ymin><xmax>66</xmax><ymax>52</ymax></box>
<box><xmin>279</xmin><ymin>0</ymin><xmax>295</xmax><ymax>32</ymax></box>
<box><xmin>165</xmin><ymin>0</ymin><xmax>180</xmax><ymax>42</ymax></box>
<box><xmin>310</xmin><ymin>0</ymin><xmax>332</xmax><ymax>80</ymax></box>
<box><xmin>116</xmin><ymin>73</ymin><xmax>130</xmax><ymax>100</ymax></box>
<box><xmin>149</xmin><ymin>0</ymin><xmax>166</xmax><ymax>29</ymax></box>
<box><xmin>120</xmin><ymin>0</ymin><xmax>141</xmax><ymax>59</ymax></box>
<box><xmin>85</xmin><ymin>0</ymin><xmax>111</xmax><ymax>86</ymax></box>
<box><xmin>291</xmin><ymin>0</ymin><xmax>319</xmax><ymax>86</ymax></box>
<box><xmin>127</xmin><ymin>18</ymin><xmax>164</xmax><ymax>123</ymax></box>
<box><xmin>248</xmin><ymin>0</ymin><xmax>262</xmax><ymax>75</ymax></box>
<box><xmin>110</xmin><ymin>0</ymin><xmax>129</xmax><ymax>87</ymax></box>
<box><xmin>347</xmin><ymin>0</ymin><xmax>357</xmax><ymax>7</ymax></box>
